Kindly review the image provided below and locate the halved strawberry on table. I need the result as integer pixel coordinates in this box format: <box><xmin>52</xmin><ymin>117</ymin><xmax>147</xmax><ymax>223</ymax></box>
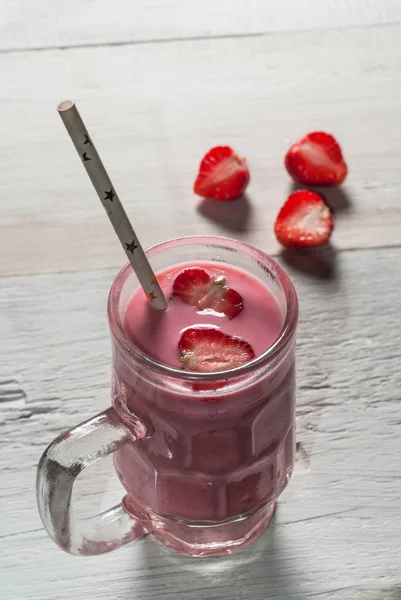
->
<box><xmin>285</xmin><ymin>131</ymin><xmax>348</xmax><ymax>186</ymax></box>
<box><xmin>173</xmin><ymin>267</ymin><xmax>243</xmax><ymax>319</ymax></box>
<box><xmin>179</xmin><ymin>327</ymin><xmax>255</xmax><ymax>373</ymax></box>
<box><xmin>274</xmin><ymin>189</ymin><xmax>334</xmax><ymax>248</ymax></box>
<box><xmin>194</xmin><ymin>146</ymin><xmax>250</xmax><ymax>201</ymax></box>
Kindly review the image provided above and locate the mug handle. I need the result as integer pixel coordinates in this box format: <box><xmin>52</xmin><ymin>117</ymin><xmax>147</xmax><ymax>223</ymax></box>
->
<box><xmin>36</xmin><ymin>406</ymin><xmax>149</xmax><ymax>556</ymax></box>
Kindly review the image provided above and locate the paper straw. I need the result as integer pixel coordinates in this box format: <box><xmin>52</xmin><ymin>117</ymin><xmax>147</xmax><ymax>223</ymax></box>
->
<box><xmin>57</xmin><ymin>100</ymin><xmax>167</xmax><ymax>311</ymax></box>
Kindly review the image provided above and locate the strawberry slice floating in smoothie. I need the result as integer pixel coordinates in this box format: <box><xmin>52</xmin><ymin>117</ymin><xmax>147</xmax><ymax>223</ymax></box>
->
<box><xmin>285</xmin><ymin>131</ymin><xmax>347</xmax><ymax>186</ymax></box>
<box><xmin>179</xmin><ymin>327</ymin><xmax>255</xmax><ymax>372</ymax></box>
<box><xmin>194</xmin><ymin>146</ymin><xmax>250</xmax><ymax>201</ymax></box>
<box><xmin>274</xmin><ymin>189</ymin><xmax>334</xmax><ymax>248</ymax></box>
<box><xmin>173</xmin><ymin>267</ymin><xmax>244</xmax><ymax>319</ymax></box>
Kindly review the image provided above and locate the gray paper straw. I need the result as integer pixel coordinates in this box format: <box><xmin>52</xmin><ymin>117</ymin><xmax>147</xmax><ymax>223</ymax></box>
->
<box><xmin>57</xmin><ymin>100</ymin><xmax>167</xmax><ymax>310</ymax></box>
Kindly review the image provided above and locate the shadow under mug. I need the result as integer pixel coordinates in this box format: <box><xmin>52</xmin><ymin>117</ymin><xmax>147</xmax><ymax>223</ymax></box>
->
<box><xmin>36</xmin><ymin>235</ymin><xmax>298</xmax><ymax>557</ymax></box>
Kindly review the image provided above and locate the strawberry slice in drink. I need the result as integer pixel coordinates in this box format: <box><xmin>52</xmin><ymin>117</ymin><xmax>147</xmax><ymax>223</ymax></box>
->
<box><xmin>179</xmin><ymin>327</ymin><xmax>255</xmax><ymax>373</ymax></box>
<box><xmin>172</xmin><ymin>267</ymin><xmax>243</xmax><ymax>319</ymax></box>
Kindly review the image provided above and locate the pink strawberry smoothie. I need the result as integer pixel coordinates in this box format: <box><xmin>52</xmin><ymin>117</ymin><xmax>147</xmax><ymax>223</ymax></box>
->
<box><xmin>113</xmin><ymin>261</ymin><xmax>295</xmax><ymax>528</ymax></box>
<box><xmin>124</xmin><ymin>261</ymin><xmax>284</xmax><ymax>367</ymax></box>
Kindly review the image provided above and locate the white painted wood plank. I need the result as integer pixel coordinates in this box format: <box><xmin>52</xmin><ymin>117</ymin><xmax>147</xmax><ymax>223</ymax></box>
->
<box><xmin>1</xmin><ymin>0</ymin><xmax>401</xmax><ymax>51</ymax></box>
<box><xmin>0</xmin><ymin>25</ymin><xmax>400</xmax><ymax>277</ymax></box>
<box><xmin>1</xmin><ymin>247</ymin><xmax>400</xmax><ymax>599</ymax></box>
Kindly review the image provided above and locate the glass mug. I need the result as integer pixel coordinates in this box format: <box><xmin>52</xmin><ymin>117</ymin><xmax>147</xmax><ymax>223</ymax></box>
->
<box><xmin>37</xmin><ymin>236</ymin><xmax>298</xmax><ymax>557</ymax></box>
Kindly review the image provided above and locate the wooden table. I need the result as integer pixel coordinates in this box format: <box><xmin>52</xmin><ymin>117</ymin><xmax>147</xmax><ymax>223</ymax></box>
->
<box><xmin>1</xmin><ymin>2</ymin><xmax>400</xmax><ymax>598</ymax></box>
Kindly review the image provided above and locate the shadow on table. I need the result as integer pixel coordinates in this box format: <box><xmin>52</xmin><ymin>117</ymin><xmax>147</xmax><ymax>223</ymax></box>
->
<box><xmin>196</xmin><ymin>193</ymin><xmax>252</xmax><ymax>232</ymax></box>
<box><xmin>289</xmin><ymin>181</ymin><xmax>353</xmax><ymax>214</ymax></box>
<box><xmin>280</xmin><ymin>244</ymin><xmax>337</xmax><ymax>280</ymax></box>
<box><xmin>119</xmin><ymin>517</ymin><xmax>401</xmax><ymax>600</ymax></box>
<box><xmin>121</xmin><ymin>511</ymin><xmax>303</xmax><ymax>600</ymax></box>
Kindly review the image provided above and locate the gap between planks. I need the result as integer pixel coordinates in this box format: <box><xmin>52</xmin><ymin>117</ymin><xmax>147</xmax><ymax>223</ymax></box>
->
<box><xmin>1</xmin><ymin>242</ymin><xmax>401</xmax><ymax>281</ymax></box>
<box><xmin>1</xmin><ymin>20</ymin><xmax>400</xmax><ymax>55</ymax></box>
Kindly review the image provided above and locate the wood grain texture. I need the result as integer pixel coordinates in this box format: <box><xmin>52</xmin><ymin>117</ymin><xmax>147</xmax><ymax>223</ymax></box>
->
<box><xmin>1</xmin><ymin>0</ymin><xmax>401</xmax><ymax>51</ymax></box>
<box><xmin>1</xmin><ymin>247</ymin><xmax>400</xmax><ymax>599</ymax></box>
<box><xmin>0</xmin><ymin>24</ymin><xmax>401</xmax><ymax>277</ymax></box>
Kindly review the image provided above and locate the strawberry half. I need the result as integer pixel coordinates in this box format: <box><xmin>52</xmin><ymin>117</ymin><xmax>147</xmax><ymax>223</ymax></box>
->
<box><xmin>194</xmin><ymin>146</ymin><xmax>250</xmax><ymax>201</ymax></box>
<box><xmin>274</xmin><ymin>190</ymin><xmax>334</xmax><ymax>248</ymax></box>
<box><xmin>179</xmin><ymin>328</ymin><xmax>255</xmax><ymax>372</ymax></box>
<box><xmin>172</xmin><ymin>267</ymin><xmax>243</xmax><ymax>319</ymax></box>
<box><xmin>285</xmin><ymin>132</ymin><xmax>347</xmax><ymax>186</ymax></box>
